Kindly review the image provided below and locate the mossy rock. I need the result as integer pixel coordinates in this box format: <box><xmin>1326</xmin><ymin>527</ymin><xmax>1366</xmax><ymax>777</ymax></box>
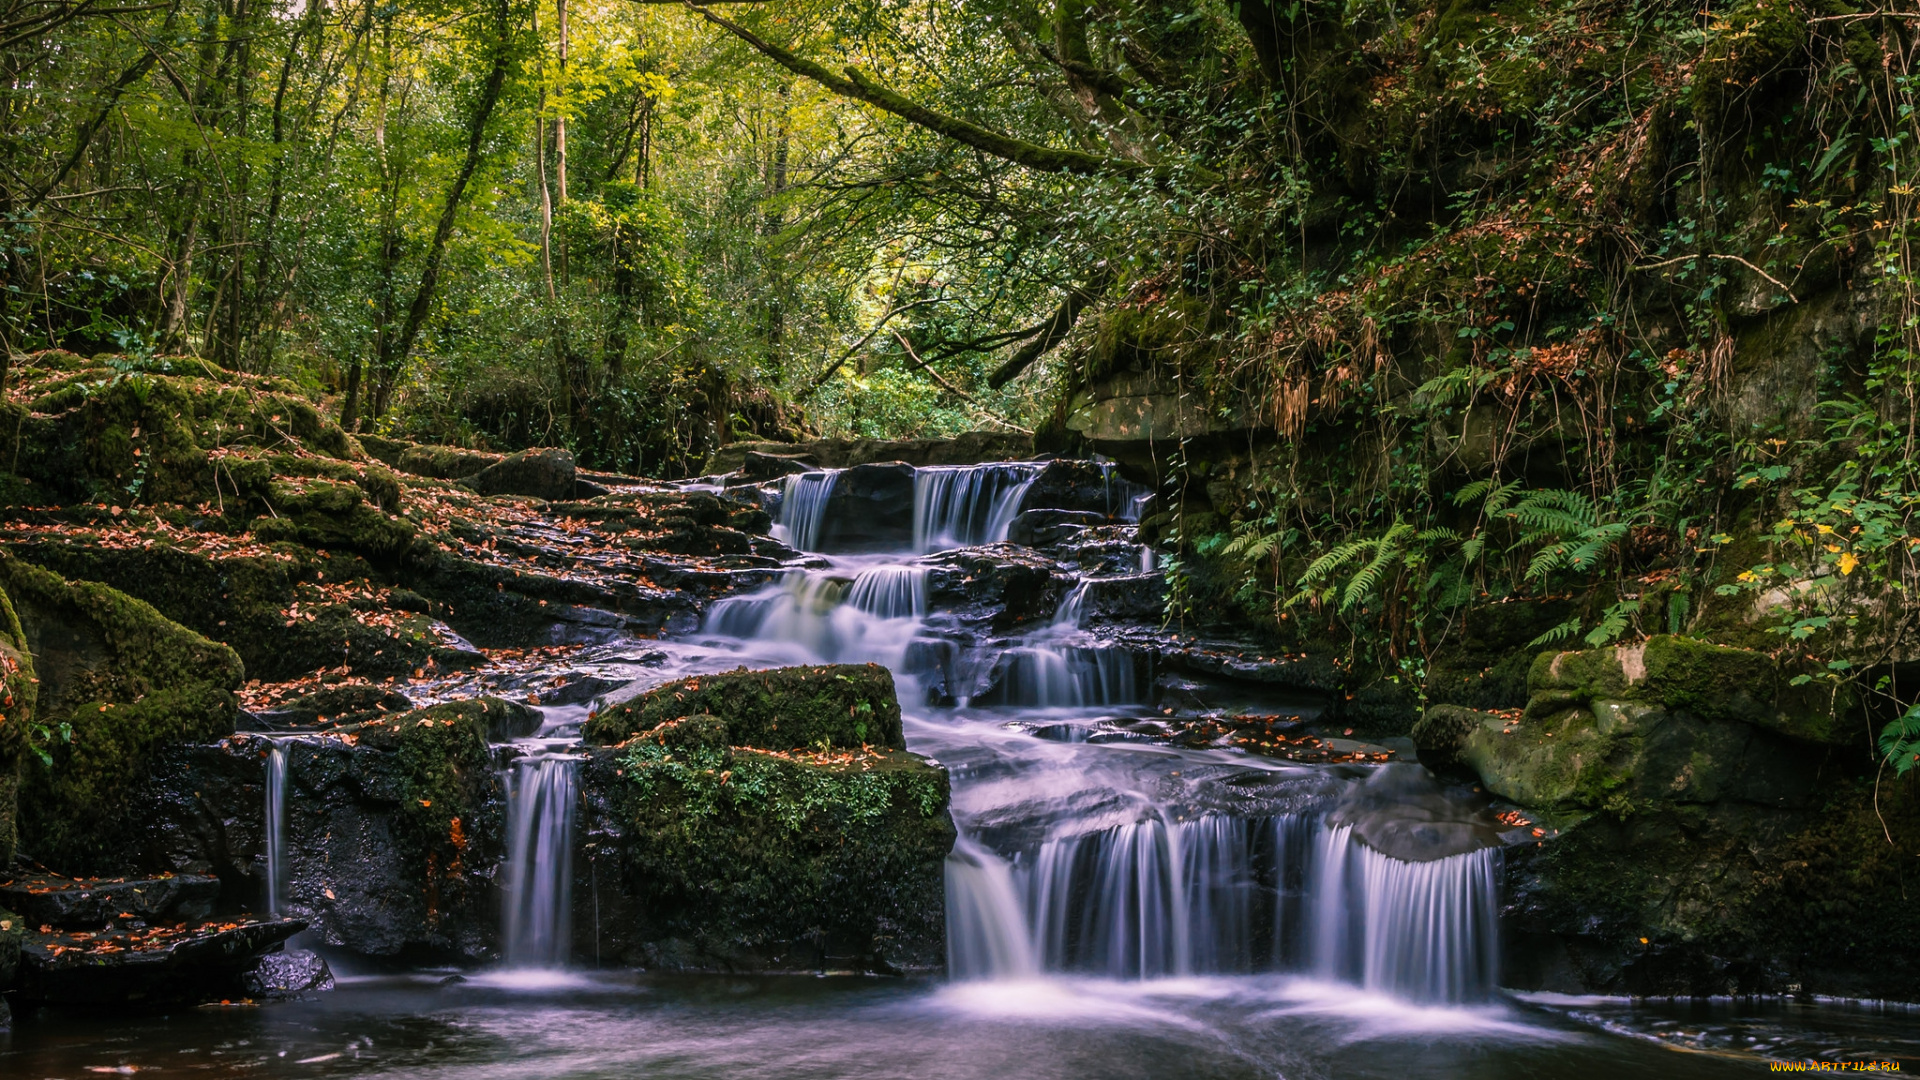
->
<box><xmin>0</xmin><ymin>581</ymin><xmax>36</xmax><ymax>868</ymax></box>
<box><xmin>394</xmin><ymin>444</ymin><xmax>500</xmax><ymax>481</ymax></box>
<box><xmin>583</xmin><ymin>738</ymin><xmax>953</xmax><ymax>971</ymax></box>
<box><xmin>251</xmin><ymin>476</ymin><xmax>415</xmax><ymax>562</ymax></box>
<box><xmin>1527</xmin><ymin>636</ymin><xmax>1849</xmax><ymax>743</ymax></box>
<box><xmin>1410</xmin><ymin>704</ymin><xmax>1484</xmax><ymax>774</ymax></box>
<box><xmin>0</xmin><ymin>905</ymin><xmax>21</xmax><ymax>992</ymax></box>
<box><xmin>335</xmin><ymin>695</ymin><xmax>538</xmax><ymax>743</ymax></box>
<box><xmin>0</xmin><ymin>551</ymin><xmax>241</xmax><ymax>875</ymax></box>
<box><xmin>584</xmin><ymin>664</ymin><xmax>904</xmax><ymax>751</ymax></box>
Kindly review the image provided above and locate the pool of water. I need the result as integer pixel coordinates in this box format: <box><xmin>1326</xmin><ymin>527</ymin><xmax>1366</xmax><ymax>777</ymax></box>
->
<box><xmin>4</xmin><ymin>974</ymin><xmax>1912</xmax><ymax>1078</ymax></box>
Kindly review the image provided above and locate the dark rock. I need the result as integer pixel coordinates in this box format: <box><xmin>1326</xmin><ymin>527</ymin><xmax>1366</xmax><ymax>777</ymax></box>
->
<box><xmin>585</xmin><ymin>663</ymin><xmax>903</xmax><ymax>751</ymax></box>
<box><xmin>0</xmin><ymin>871</ymin><xmax>220</xmax><ymax>928</ymax></box>
<box><xmin>1007</xmin><ymin>508</ymin><xmax>1108</xmax><ymax>547</ymax></box>
<box><xmin>1016</xmin><ymin>460</ymin><xmax>1135</xmax><ymax>517</ymax></box>
<box><xmin>741</xmin><ymin>450</ymin><xmax>816</xmax><ymax>480</ymax></box>
<box><xmin>1410</xmin><ymin>704</ymin><xmax>1485</xmax><ymax>775</ymax></box>
<box><xmin>923</xmin><ymin>545</ymin><xmax>1070</xmax><ymax>629</ymax></box>
<box><xmin>704</xmin><ymin>432</ymin><xmax>1031</xmax><ymax>474</ymax></box>
<box><xmin>243</xmin><ymin>948</ymin><xmax>334</xmax><ymax>998</ymax></box>
<box><xmin>572</xmin><ymin>478</ymin><xmax>612</xmax><ymax>499</ymax></box>
<box><xmin>261</xmin><ymin>685</ymin><xmax>415</xmax><ymax>728</ymax></box>
<box><xmin>816</xmin><ymin>463</ymin><xmax>915</xmax><ymax>552</ymax></box>
<box><xmin>578</xmin><ymin>741</ymin><xmax>953</xmax><ymax>973</ymax></box>
<box><xmin>1326</xmin><ymin>764</ymin><xmax>1502</xmax><ymax>862</ymax></box>
<box><xmin>1077</xmin><ymin>573</ymin><xmax>1166</xmax><ymax>623</ymax></box>
<box><xmin>465</xmin><ymin>447</ymin><xmax>577</xmax><ymax>501</ymax></box>
<box><xmin>15</xmin><ymin>916</ymin><xmax>305</xmax><ymax>1007</ymax></box>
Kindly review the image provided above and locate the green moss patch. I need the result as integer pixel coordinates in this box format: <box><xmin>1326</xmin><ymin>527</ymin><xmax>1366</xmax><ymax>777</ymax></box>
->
<box><xmin>585</xmin><ymin>664</ymin><xmax>904</xmax><ymax>751</ymax></box>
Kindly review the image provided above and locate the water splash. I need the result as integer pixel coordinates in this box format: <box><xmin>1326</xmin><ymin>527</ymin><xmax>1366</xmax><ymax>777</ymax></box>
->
<box><xmin>504</xmin><ymin>753</ymin><xmax>580</xmax><ymax>969</ymax></box>
<box><xmin>912</xmin><ymin>464</ymin><xmax>1041</xmax><ymax>553</ymax></box>
<box><xmin>1052</xmin><ymin>582</ymin><xmax>1089</xmax><ymax>629</ymax></box>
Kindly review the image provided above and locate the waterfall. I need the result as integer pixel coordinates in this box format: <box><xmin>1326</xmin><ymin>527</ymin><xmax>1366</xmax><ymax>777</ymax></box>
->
<box><xmin>772</xmin><ymin>471</ymin><xmax>840</xmax><ymax>552</ymax></box>
<box><xmin>846</xmin><ymin>565</ymin><xmax>927</xmax><ymax>619</ymax></box>
<box><xmin>265</xmin><ymin>743</ymin><xmax>287</xmax><ymax>917</ymax></box>
<box><xmin>1051</xmin><ymin>581</ymin><xmax>1089</xmax><ymax>628</ymax></box>
<box><xmin>946</xmin><ymin>838</ymin><xmax>1040</xmax><ymax>979</ymax></box>
<box><xmin>1307</xmin><ymin>824</ymin><xmax>1501</xmax><ymax>1002</ymax></box>
<box><xmin>912</xmin><ymin>464</ymin><xmax>1041</xmax><ymax>553</ymax></box>
<box><xmin>504</xmin><ymin>754</ymin><xmax>579</xmax><ymax>968</ymax></box>
<box><xmin>982</xmin><ymin>645</ymin><xmax>1137</xmax><ymax>707</ymax></box>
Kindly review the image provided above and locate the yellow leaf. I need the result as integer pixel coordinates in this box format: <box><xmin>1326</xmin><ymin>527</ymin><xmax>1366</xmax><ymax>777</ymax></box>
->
<box><xmin>1839</xmin><ymin>552</ymin><xmax>1859</xmax><ymax>576</ymax></box>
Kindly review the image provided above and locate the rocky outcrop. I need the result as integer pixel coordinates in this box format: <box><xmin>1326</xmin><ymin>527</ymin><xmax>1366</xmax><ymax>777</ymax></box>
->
<box><xmin>814</xmin><ymin>463</ymin><xmax>915</xmax><ymax>552</ymax></box>
<box><xmin>1425</xmin><ymin>637</ymin><xmax>1918</xmax><ymax>999</ymax></box>
<box><xmin>464</xmin><ymin>447</ymin><xmax>577</xmax><ymax>501</ymax></box>
<box><xmin>704</xmin><ymin>432</ymin><xmax>1032</xmax><ymax>474</ymax></box>
<box><xmin>585</xmin><ymin>664</ymin><xmax>904</xmax><ymax>750</ymax></box>
<box><xmin>2</xmin><ymin>552</ymin><xmax>243</xmax><ymax>876</ymax></box>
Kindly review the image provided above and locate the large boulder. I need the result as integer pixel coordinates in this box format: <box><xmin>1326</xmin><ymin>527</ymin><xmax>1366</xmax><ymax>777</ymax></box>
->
<box><xmin>1458</xmin><ymin>636</ymin><xmax>1920</xmax><ymax>999</ymax></box>
<box><xmin>465</xmin><ymin>447</ymin><xmax>577</xmax><ymax>501</ymax></box>
<box><xmin>578</xmin><ymin>710</ymin><xmax>953</xmax><ymax>972</ymax></box>
<box><xmin>585</xmin><ymin>664</ymin><xmax>904</xmax><ymax>750</ymax></box>
<box><xmin>815</xmin><ymin>462</ymin><xmax>915</xmax><ymax>552</ymax></box>
<box><xmin>1</xmin><ymin>551</ymin><xmax>242</xmax><ymax>875</ymax></box>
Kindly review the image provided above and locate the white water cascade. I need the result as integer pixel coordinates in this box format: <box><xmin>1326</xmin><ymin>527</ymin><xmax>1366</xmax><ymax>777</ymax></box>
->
<box><xmin>686</xmin><ymin>457</ymin><xmax>1504</xmax><ymax>1004</ymax></box>
<box><xmin>503</xmin><ymin>752</ymin><xmax>580</xmax><ymax>968</ymax></box>
<box><xmin>264</xmin><ymin>742</ymin><xmax>288</xmax><ymax>916</ymax></box>
<box><xmin>912</xmin><ymin>464</ymin><xmax>1041</xmax><ymax>552</ymax></box>
<box><xmin>773</xmin><ymin>470</ymin><xmax>840</xmax><ymax>552</ymax></box>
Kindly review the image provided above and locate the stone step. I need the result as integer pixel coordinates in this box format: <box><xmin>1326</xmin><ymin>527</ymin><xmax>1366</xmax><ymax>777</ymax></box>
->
<box><xmin>0</xmin><ymin>871</ymin><xmax>220</xmax><ymax>929</ymax></box>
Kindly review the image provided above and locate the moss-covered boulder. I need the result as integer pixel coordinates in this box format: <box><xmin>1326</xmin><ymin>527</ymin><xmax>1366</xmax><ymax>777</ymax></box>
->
<box><xmin>1526</xmin><ymin>636</ymin><xmax>1850</xmax><ymax>743</ymax></box>
<box><xmin>0</xmin><ymin>551</ymin><xmax>241</xmax><ymax>874</ymax></box>
<box><xmin>579</xmin><ymin>721</ymin><xmax>953</xmax><ymax>972</ymax></box>
<box><xmin>584</xmin><ymin>664</ymin><xmax>904</xmax><ymax>750</ymax></box>
<box><xmin>395</xmin><ymin>443</ymin><xmax>500</xmax><ymax>480</ymax></box>
<box><xmin>0</xmin><ymin>580</ymin><xmax>37</xmax><ymax>868</ymax></box>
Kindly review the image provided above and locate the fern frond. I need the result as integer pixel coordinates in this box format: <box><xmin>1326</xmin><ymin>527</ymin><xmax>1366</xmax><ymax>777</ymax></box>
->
<box><xmin>1528</xmin><ymin>617</ymin><xmax>1581</xmax><ymax>648</ymax></box>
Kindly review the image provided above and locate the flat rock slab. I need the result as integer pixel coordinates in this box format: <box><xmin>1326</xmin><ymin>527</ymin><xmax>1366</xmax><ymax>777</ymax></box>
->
<box><xmin>0</xmin><ymin>871</ymin><xmax>220</xmax><ymax>929</ymax></box>
<box><xmin>17</xmin><ymin>916</ymin><xmax>306</xmax><ymax>1007</ymax></box>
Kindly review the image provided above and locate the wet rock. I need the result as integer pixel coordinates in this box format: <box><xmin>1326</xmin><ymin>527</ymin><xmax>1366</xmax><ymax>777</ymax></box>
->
<box><xmin>578</xmin><ymin>741</ymin><xmax>953</xmax><ymax>973</ymax></box>
<box><xmin>923</xmin><ymin>544</ymin><xmax>1069</xmax><ymax>629</ymax></box>
<box><xmin>1410</xmin><ymin>704</ymin><xmax>1485</xmax><ymax>775</ymax></box>
<box><xmin>1006</xmin><ymin>508</ymin><xmax>1107</xmax><ymax>547</ymax></box>
<box><xmin>14</xmin><ymin>916</ymin><xmax>305</xmax><ymax>1007</ymax></box>
<box><xmin>465</xmin><ymin>447</ymin><xmax>577</xmax><ymax>501</ymax></box>
<box><xmin>585</xmin><ymin>663</ymin><xmax>904</xmax><ymax>751</ymax></box>
<box><xmin>243</xmin><ymin>948</ymin><xmax>335</xmax><ymax>998</ymax></box>
<box><xmin>817</xmin><ymin>463</ymin><xmax>916</xmax><ymax>552</ymax></box>
<box><xmin>1327</xmin><ymin>764</ymin><xmax>1502</xmax><ymax>862</ymax></box>
<box><xmin>252</xmin><ymin>685</ymin><xmax>415</xmax><ymax>729</ymax></box>
<box><xmin>572</xmin><ymin>477</ymin><xmax>612</xmax><ymax>499</ymax></box>
<box><xmin>1016</xmin><ymin>460</ymin><xmax>1135</xmax><ymax>517</ymax></box>
<box><xmin>0</xmin><ymin>551</ymin><xmax>242</xmax><ymax>876</ymax></box>
<box><xmin>273</xmin><ymin>708</ymin><xmax>505</xmax><ymax>961</ymax></box>
<box><xmin>1077</xmin><ymin>573</ymin><xmax>1166</xmax><ymax>622</ymax></box>
<box><xmin>0</xmin><ymin>871</ymin><xmax>220</xmax><ymax>928</ymax></box>
<box><xmin>742</xmin><ymin>450</ymin><xmax>816</xmax><ymax>480</ymax></box>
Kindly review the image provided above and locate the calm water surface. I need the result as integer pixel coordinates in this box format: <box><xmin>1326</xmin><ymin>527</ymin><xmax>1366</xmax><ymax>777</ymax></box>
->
<box><xmin>3</xmin><ymin>973</ymin><xmax>1913</xmax><ymax>1079</ymax></box>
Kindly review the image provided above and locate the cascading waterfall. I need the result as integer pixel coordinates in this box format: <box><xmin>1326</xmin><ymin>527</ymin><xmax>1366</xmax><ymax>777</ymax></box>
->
<box><xmin>773</xmin><ymin>470</ymin><xmax>840</xmax><ymax>552</ymax></box>
<box><xmin>912</xmin><ymin>464</ymin><xmax>1041</xmax><ymax>552</ymax></box>
<box><xmin>264</xmin><ymin>743</ymin><xmax>288</xmax><ymax>917</ymax></box>
<box><xmin>1308</xmin><ymin>824</ymin><xmax>1501</xmax><ymax>1002</ymax></box>
<box><xmin>504</xmin><ymin>753</ymin><xmax>580</xmax><ymax>969</ymax></box>
<box><xmin>694</xmin><ymin>457</ymin><xmax>1504</xmax><ymax>1004</ymax></box>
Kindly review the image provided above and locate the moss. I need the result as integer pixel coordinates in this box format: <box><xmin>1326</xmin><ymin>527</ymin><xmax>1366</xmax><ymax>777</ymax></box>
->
<box><xmin>1526</xmin><ymin>636</ymin><xmax>1849</xmax><ymax>743</ymax></box>
<box><xmin>0</xmin><ymin>551</ymin><xmax>241</xmax><ymax>874</ymax></box>
<box><xmin>0</xmin><ymin>581</ymin><xmax>36</xmax><ymax>868</ymax></box>
<box><xmin>0</xmin><ymin>904</ymin><xmax>20</xmax><ymax>991</ymax></box>
<box><xmin>586</xmin><ymin>738</ymin><xmax>953</xmax><ymax>969</ymax></box>
<box><xmin>585</xmin><ymin>664</ymin><xmax>905</xmax><ymax>751</ymax></box>
<box><xmin>395</xmin><ymin>444</ymin><xmax>499</xmax><ymax>480</ymax></box>
<box><xmin>251</xmin><ymin>476</ymin><xmax>415</xmax><ymax>562</ymax></box>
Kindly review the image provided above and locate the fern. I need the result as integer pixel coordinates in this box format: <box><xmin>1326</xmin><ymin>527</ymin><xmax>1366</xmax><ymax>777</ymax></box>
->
<box><xmin>1880</xmin><ymin>704</ymin><xmax>1920</xmax><ymax>776</ymax></box>
<box><xmin>1528</xmin><ymin>617</ymin><xmax>1581</xmax><ymax>648</ymax></box>
<box><xmin>1583</xmin><ymin>599</ymin><xmax>1641</xmax><ymax>647</ymax></box>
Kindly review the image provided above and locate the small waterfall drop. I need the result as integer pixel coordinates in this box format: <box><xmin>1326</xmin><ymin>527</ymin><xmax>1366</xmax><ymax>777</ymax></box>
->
<box><xmin>912</xmin><ymin>464</ymin><xmax>1040</xmax><ymax>553</ymax></box>
<box><xmin>846</xmin><ymin>564</ymin><xmax>927</xmax><ymax>619</ymax></box>
<box><xmin>265</xmin><ymin>743</ymin><xmax>288</xmax><ymax>916</ymax></box>
<box><xmin>504</xmin><ymin>753</ymin><xmax>580</xmax><ymax>969</ymax></box>
<box><xmin>1051</xmin><ymin>581</ymin><xmax>1089</xmax><ymax>628</ymax></box>
<box><xmin>945</xmin><ymin>838</ymin><xmax>1040</xmax><ymax>979</ymax></box>
<box><xmin>773</xmin><ymin>470</ymin><xmax>840</xmax><ymax>552</ymax></box>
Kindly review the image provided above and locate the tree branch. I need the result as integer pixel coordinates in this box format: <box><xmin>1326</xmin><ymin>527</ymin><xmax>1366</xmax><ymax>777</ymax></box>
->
<box><xmin>893</xmin><ymin>331</ymin><xmax>1032</xmax><ymax>433</ymax></box>
<box><xmin>986</xmin><ymin>279</ymin><xmax>1104</xmax><ymax>388</ymax></box>
<box><xmin>679</xmin><ymin>2</ymin><xmax>1215</xmax><ymax>182</ymax></box>
<box><xmin>797</xmin><ymin>295</ymin><xmax>944</xmax><ymax>400</ymax></box>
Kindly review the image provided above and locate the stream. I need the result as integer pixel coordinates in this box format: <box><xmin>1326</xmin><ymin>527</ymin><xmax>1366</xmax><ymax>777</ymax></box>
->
<box><xmin>3</xmin><ymin>460</ymin><xmax>1914</xmax><ymax>1076</ymax></box>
